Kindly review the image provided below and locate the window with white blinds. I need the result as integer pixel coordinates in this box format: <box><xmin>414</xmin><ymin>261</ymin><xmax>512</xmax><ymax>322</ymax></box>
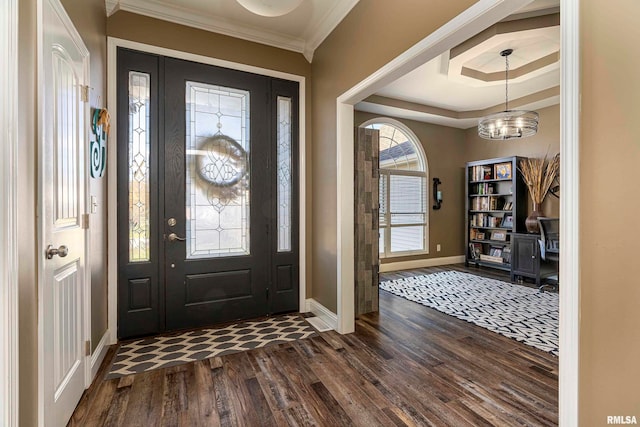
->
<box><xmin>367</xmin><ymin>121</ymin><xmax>428</xmax><ymax>257</ymax></box>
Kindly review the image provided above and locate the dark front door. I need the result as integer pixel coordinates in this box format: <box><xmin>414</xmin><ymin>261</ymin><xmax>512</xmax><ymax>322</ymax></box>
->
<box><xmin>117</xmin><ymin>49</ymin><xmax>299</xmax><ymax>339</ymax></box>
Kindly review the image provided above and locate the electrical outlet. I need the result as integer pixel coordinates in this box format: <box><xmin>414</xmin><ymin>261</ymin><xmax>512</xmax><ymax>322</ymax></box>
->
<box><xmin>436</xmin><ymin>244</ymin><xmax>441</xmax><ymax>252</ymax></box>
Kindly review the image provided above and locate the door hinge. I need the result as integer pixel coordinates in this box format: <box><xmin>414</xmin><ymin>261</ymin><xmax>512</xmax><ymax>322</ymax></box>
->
<box><xmin>266</xmin><ymin>287</ymin><xmax>270</xmax><ymax>300</ymax></box>
<box><xmin>85</xmin><ymin>340</ymin><xmax>91</xmax><ymax>356</ymax></box>
<box><xmin>81</xmin><ymin>85</ymin><xmax>89</xmax><ymax>102</ymax></box>
<box><xmin>81</xmin><ymin>213</ymin><xmax>89</xmax><ymax>229</ymax></box>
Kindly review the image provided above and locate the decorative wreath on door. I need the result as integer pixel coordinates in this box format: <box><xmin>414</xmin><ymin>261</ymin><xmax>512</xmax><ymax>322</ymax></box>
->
<box><xmin>192</xmin><ymin>134</ymin><xmax>249</xmax><ymax>212</ymax></box>
<box><xmin>196</xmin><ymin>134</ymin><xmax>248</xmax><ymax>187</ymax></box>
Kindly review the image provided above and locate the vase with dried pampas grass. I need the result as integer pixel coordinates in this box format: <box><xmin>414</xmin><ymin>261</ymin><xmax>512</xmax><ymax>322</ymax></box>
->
<box><xmin>518</xmin><ymin>153</ymin><xmax>560</xmax><ymax>233</ymax></box>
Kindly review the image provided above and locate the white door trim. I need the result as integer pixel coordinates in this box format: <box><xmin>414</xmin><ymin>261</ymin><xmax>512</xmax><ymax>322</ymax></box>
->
<box><xmin>0</xmin><ymin>0</ymin><xmax>20</xmax><ymax>424</ymax></box>
<box><xmin>335</xmin><ymin>0</ymin><xmax>580</xmax><ymax>424</ymax></box>
<box><xmin>559</xmin><ymin>0</ymin><xmax>580</xmax><ymax>424</ymax></box>
<box><xmin>107</xmin><ymin>37</ymin><xmax>308</xmax><ymax>343</ymax></box>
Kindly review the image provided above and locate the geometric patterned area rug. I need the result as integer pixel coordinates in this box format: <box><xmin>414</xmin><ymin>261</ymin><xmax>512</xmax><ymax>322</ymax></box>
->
<box><xmin>106</xmin><ymin>314</ymin><xmax>317</xmax><ymax>379</ymax></box>
<box><xmin>380</xmin><ymin>271</ymin><xmax>559</xmax><ymax>356</ymax></box>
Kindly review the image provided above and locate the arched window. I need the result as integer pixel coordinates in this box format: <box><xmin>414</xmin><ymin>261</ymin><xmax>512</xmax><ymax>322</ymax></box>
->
<box><xmin>364</xmin><ymin>119</ymin><xmax>428</xmax><ymax>257</ymax></box>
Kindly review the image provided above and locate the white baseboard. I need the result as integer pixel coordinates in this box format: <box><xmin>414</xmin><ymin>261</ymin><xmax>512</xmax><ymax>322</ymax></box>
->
<box><xmin>305</xmin><ymin>298</ymin><xmax>338</xmax><ymax>331</ymax></box>
<box><xmin>379</xmin><ymin>255</ymin><xmax>465</xmax><ymax>273</ymax></box>
<box><xmin>90</xmin><ymin>329</ymin><xmax>111</xmax><ymax>381</ymax></box>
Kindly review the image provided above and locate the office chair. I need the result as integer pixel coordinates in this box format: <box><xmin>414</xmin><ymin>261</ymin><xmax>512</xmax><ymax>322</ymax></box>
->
<box><xmin>538</xmin><ymin>217</ymin><xmax>559</xmax><ymax>292</ymax></box>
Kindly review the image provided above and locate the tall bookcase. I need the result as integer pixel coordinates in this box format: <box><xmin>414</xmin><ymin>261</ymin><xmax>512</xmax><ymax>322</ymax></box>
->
<box><xmin>465</xmin><ymin>156</ymin><xmax>527</xmax><ymax>272</ymax></box>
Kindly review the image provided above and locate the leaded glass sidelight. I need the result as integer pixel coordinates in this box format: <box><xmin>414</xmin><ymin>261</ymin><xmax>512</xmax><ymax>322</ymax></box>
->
<box><xmin>277</xmin><ymin>96</ymin><xmax>292</xmax><ymax>252</ymax></box>
<box><xmin>185</xmin><ymin>81</ymin><xmax>250</xmax><ymax>258</ymax></box>
<box><xmin>128</xmin><ymin>72</ymin><xmax>151</xmax><ymax>262</ymax></box>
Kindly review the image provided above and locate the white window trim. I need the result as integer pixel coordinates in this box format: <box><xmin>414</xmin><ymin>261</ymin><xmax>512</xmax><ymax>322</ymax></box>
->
<box><xmin>361</xmin><ymin>117</ymin><xmax>429</xmax><ymax>258</ymax></box>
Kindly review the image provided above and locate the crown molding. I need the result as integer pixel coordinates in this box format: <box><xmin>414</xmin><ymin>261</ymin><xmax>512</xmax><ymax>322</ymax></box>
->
<box><xmin>107</xmin><ymin>0</ymin><xmax>306</xmax><ymax>56</ymax></box>
<box><xmin>105</xmin><ymin>0</ymin><xmax>360</xmax><ymax>63</ymax></box>
<box><xmin>302</xmin><ymin>0</ymin><xmax>359</xmax><ymax>62</ymax></box>
<box><xmin>105</xmin><ymin>0</ymin><xmax>119</xmax><ymax>15</ymax></box>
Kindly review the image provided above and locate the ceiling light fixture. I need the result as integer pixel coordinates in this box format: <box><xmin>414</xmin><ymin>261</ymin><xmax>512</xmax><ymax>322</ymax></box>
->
<box><xmin>236</xmin><ymin>0</ymin><xmax>304</xmax><ymax>17</ymax></box>
<box><xmin>478</xmin><ymin>49</ymin><xmax>539</xmax><ymax>140</ymax></box>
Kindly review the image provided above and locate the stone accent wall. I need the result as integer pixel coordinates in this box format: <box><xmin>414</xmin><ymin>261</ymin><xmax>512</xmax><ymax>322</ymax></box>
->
<box><xmin>355</xmin><ymin>128</ymin><xmax>379</xmax><ymax>315</ymax></box>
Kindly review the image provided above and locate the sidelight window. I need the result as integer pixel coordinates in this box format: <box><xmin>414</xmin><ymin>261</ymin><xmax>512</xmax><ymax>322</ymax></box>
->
<box><xmin>128</xmin><ymin>71</ymin><xmax>151</xmax><ymax>262</ymax></box>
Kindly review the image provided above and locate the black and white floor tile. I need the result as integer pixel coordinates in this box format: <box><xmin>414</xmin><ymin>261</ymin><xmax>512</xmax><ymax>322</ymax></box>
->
<box><xmin>107</xmin><ymin>314</ymin><xmax>317</xmax><ymax>379</ymax></box>
<box><xmin>380</xmin><ymin>271</ymin><xmax>559</xmax><ymax>356</ymax></box>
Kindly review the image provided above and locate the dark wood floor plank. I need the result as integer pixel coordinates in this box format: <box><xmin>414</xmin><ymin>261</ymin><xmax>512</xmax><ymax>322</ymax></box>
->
<box><xmin>101</xmin><ymin>386</ymin><xmax>132</xmax><ymax>427</ymax></box>
<box><xmin>118</xmin><ymin>370</ymin><xmax>165</xmax><ymax>426</ymax></box>
<box><xmin>210</xmin><ymin>360</ymin><xmax>240</xmax><ymax>427</ymax></box>
<box><xmin>306</xmin><ymin>335</ymin><xmax>404</xmax><ymax>427</ymax></box>
<box><xmin>267</xmin><ymin>343</ymin><xmax>351</xmax><ymax>427</ymax></box>
<box><xmin>160</xmin><ymin>368</ymin><xmax>189</xmax><ymax>426</ymax></box>
<box><xmin>192</xmin><ymin>360</ymin><xmax>221</xmax><ymax>427</ymax></box>
<box><xmin>69</xmin><ymin>264</ymin><xmax>558</xmax><ymax>427</ymax></box>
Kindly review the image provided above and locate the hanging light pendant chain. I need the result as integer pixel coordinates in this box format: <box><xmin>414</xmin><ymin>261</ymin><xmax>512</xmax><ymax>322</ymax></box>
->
<box><xmin>504</xmin><ymin>52</ymin><xmax>509</xmax><ymax>111</ymax></box>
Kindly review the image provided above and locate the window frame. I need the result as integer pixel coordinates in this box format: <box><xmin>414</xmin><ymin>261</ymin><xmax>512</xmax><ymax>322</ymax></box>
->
<box><xmin>362</xmin><ymin>118</ymin><xmax>429</xmax><ymax>258</ymax></box>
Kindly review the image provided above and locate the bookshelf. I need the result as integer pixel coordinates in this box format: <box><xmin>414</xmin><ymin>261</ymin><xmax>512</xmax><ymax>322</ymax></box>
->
<box><xmin>465</xmin><ymin>156</ymin><xmax>527</xmax><ymax>272</ymax></box>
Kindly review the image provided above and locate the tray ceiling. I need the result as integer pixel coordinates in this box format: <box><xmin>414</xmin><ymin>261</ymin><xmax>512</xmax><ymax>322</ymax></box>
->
<box><xmin>356</xmin><ymin>1</ymin><xmax>560</xmax><ymax>129</ymax></box>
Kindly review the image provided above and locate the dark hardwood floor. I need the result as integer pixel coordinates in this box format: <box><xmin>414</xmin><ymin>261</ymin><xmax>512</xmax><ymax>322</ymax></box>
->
<box><xmin>70</xmin><ymin>265</ymin><xmax>558</xmax><ymax>426</ymax></box>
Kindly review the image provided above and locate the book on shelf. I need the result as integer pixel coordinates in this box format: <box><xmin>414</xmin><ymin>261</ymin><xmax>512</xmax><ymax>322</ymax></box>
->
<box><xmin>471</xmin><ymin>165</ymin><xmax>493</xmax><ymax>181</ymax></box>
<box><xmin>489</xmin><ymin>246</ymin><xmax>503</xmax><ymax>257</ymax></box>
<box><xmin>471</xmin><ymin>196</ymin><xmax>504</xmax><ymax>211</ymax></box>
<box><xmin>470</xmin><ymin>213</ymin><xmax>503</xmax><ymax>228</ymax></box>
<box><xmin>469</xmin><ymin>243</ymin><xmax>482</xmax><ymax>259</ymax></box>
<box><xmin>479</xmin><ymin>254</ymin><xmax>503</xmax><ymax>263</ymax></box>
<box><xmin>502</xmin><ymin>246</ymin><xmax>512</xmax><ymax>264</ymax></box>
<box><xmin>474</xmin><ymin>182</ymin><xmax>495</xmax><ymax>195</ymax></box>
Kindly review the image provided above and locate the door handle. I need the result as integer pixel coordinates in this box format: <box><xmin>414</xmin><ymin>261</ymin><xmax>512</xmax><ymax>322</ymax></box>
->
<box><xmin>167</xmin><ymin>233</ymin><xmax>186</xmax><ymax>242</ymax></box>
<box><xmin>46</xmin><ymin>245</ymin><xmax>69</xmax><ymax>259</ymax></box>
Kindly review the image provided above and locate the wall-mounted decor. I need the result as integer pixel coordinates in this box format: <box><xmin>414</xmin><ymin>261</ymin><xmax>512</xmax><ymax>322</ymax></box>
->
<box><xmin>90</xmin><ymin>108</ymin><xmax>109</xmax><ymax>178</ymax></box>
<box><xmin>432</xmin><ymin>177</ymin><xmax>442</xmax><ymax>210</ymax></box>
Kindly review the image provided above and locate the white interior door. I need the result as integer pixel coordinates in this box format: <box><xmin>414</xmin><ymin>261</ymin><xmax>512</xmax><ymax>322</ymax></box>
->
<box><xmin>39</xmin><ymin>0</ymin><xmax>89</xmax><ymax>425</ymax></box>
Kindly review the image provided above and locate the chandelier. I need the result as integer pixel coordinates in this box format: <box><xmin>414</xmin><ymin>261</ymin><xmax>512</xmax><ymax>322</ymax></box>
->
<box><xmin>478</xmin><ymin>49</ymin><xmax>539</xmax><ymax>140</ymax></box>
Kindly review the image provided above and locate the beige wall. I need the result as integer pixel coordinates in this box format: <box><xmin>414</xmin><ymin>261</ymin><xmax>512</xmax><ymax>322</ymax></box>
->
<box><xmin>312</xmin><ymin>0</ymin><xmax>475</xmax><ymax>312</ymax></box>
<box><xmin>464</xmin><ymin>104</ymin><xmax>560</xmax><ymax>217</ymax></box>
<box><xmin>355</xmin><ymin>111</ymin><xmax>468</xmax><ymax>262</ymax></box>
<box><xmin>580</xmin><ymin>1</ymin><xmax>640</xmax><ymax>424</ymax></box>
<box><xmin>107</xmin><ymin>11</ymin><xmax>314</xmax><ymax>297</ymax></box>
<box><xmin>61</xmin><ymin>0</ymin><xmax>108</xmax><ymax>352</ymax></box>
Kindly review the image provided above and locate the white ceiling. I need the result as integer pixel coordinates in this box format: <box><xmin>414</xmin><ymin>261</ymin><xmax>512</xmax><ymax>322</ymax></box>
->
<box><xmin>105</xmin><ymin>0</ymin><xmax>359</xmax><ymax>61</ymax></box>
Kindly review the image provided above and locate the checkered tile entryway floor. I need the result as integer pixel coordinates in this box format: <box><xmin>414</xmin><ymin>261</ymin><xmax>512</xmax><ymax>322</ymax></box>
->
<box><xmin>107</xmin><ymin>314</ymin><xmax>317</xmax><ymax>379</ymax></box>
